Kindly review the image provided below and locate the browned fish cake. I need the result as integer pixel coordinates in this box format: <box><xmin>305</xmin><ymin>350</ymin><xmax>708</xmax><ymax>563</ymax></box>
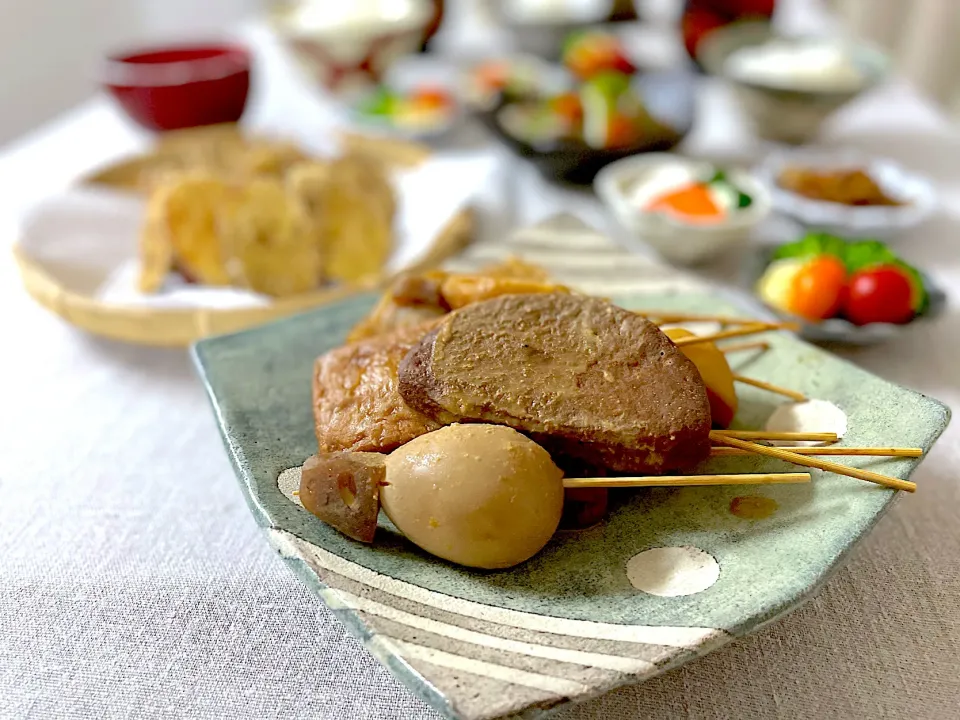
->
<box><xmin>313</xmin><ymin>321</ymin><xmax>443</xmax><ymax>455</ymax></box>
<box><xmin>398</xmin><ymin>293</ymin><xmax>712</xmax><ymax>474</ymax></box>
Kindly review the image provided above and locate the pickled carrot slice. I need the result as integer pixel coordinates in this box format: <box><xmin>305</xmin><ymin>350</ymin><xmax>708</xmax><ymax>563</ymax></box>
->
<box><xmin>647</xmin><ymin>183</ymin><xmax>724</xmax><ymax>219</ymax></box>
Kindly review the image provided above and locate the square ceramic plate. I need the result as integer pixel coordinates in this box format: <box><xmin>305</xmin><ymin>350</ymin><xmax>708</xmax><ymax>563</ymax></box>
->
<box><xmin>193</xmin><ymin>290</ymin><xmax>949</xmax><ymax>720</ymax></box>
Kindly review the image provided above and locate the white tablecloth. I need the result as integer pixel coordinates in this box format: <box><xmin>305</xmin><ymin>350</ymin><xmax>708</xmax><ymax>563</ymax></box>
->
<box><xmin>2</xmin><ymin>21</ymin><xmax>959</xmax><ymax>720</ymax></box>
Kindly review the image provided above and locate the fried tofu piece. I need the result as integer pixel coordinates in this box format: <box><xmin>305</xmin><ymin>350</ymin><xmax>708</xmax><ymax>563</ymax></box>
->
<box><xmin>344</xmin><ymin>258</ymin><xmax>560</xmax><ymax>342</ymax></box>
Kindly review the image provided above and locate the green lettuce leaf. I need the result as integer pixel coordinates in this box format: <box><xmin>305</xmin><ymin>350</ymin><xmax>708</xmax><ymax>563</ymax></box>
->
<box><xmin>841</xmin><ymin>240</ymin><xmax>898</xmax><ymax>272</ymax></box>
<box><xmin>772</xmin><ymin>232</ymin><xmax>848</xmax><ymax>261</ymax></box>
<box><xmin>771</xmin><ymin>233</ymin><xmax>929</xmax><ymax>313</ymax></box>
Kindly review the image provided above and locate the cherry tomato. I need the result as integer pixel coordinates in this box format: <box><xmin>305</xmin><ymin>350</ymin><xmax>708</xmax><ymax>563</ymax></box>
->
<box><xmin>789</xmin><ymin>255</ymin><xmax>847</xmax><ymax>321</ymax></box>
<box><xmin>844</xmin><ymin>265</ymin><xmax>915</xmax><ymax>325</ymax></box>
<box><xmin>609</xmin><ymin>52</ymin><xmax>637</xmax><ymax>75</ymax></box>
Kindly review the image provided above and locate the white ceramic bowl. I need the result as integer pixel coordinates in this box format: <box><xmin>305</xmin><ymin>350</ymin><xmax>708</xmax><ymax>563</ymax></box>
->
<box><xmin>756</xmin><ymin>149</ymin><xmax>937</xmax><ymax>239</ymax></box>
<box><xmin>488</xmin><ymin>0</ymin><xmax>615</xmax><ymax>58</ymax></box>
<box><xmin>697</xmin><ymin>23</ymin><xmax>890</xmax><ymax>144</ymax></box>
<box><xmin>269</xmin><ymin>0</ymin><xmax>434</xmax><ymax>94</ymax></box>
<box><xmin>595</xmin><ymin>153</ymin><xmax>772</xmax><ymax>266</ymax></box>
<box><xmin>350</xmin><ymin>56</ymin><xmax>464</xmax><ymax>142</ymax></box>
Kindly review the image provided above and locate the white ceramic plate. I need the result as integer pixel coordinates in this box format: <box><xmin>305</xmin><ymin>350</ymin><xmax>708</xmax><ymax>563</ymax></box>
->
<box><xmin>756</xmin><ymin>149</ymin><xmax>936</xmax><ymax>238</ymax></box>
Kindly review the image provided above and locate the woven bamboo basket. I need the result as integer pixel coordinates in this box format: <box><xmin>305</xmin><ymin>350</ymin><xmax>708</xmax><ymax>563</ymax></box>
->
<box><xmin>15</xmin><ymin>130</ymin><xmax>475</xmax><ymax>347</ymax></box>
<box><xmin>13</xmin><ymin>207</ymin><xmax>473</xmax><ymax>348</ymax></box>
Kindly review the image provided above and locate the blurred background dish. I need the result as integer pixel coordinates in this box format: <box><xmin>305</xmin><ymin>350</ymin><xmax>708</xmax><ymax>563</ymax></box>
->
<box><xmin>487</xmin><ymin>0</ymin><xmax>615</xmax><ymax>59</ymax></box>
<box><xmin>484</xmin><ymin>68</ymin><xmax>696</xmax><ymax>184</ymax></box>
<box><xmin>350</xmin><ymin>57</ymin><xmax>463</xmax><ymax>142</ymax></box>
<box><xmin>756</xmin><ymin>148</ymin><xmax>937</xmax><ymax>238</ymax></box>
<box><xmin>461</xmin><ymin>54</ymin><xmax>575</xmax><ymax>113</ymax></box>
<box><xmin>596</xmin><ymin>152</ymin><xmax>771</xmax><ymax>265</ymax></box>
<box><xmin>679</xmin><ymin>0</ymin><xmax>777</xmax><ymax>69</ymax></box>
<box><xmin>696</xmin><ymin>21</ymin><xmax>889</xmax><ymax>144</ymax></box>
<box><xmin>101</xmin><ymin>43</ymin><xmax>251</xmax><ymax>131</ymax></box>
<box><xmin>268</xmin><ymin>0</ymin><xmax>434</xmax><ymax>94</ymax></box>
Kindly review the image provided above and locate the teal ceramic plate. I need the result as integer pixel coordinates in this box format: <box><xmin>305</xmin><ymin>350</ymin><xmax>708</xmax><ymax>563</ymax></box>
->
<box><xmin>193</xmin><ymin>291</ymin><xmax>949</xmax><ymax>720</ymax></box>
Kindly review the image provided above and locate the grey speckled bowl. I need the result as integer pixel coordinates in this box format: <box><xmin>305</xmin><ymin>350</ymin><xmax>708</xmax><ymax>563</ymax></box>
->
<box><xmin>743</xmin><ymin>246</ymin><xmax>947</xmax><ymax>346</ymax></box>
<box><xmin>696</xmin><ymin>23</ymin><xmax>890</xmax><ymax>145</ymax></box>
<box><xmin>193</xmin><ymin>290</ymin><xmax>948</xmax><ymax>720</ymax></box>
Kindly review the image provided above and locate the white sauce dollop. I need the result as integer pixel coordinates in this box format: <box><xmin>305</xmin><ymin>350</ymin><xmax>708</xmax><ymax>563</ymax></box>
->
<box><xmin>764</xmin><ymin>399</ymin><xmax>848</xmax><ymax>447</ymax></box>
<box><xmin>725</xmin><ymin>40</ymin><xmax>866</xmax><ymax>93</ymax></box>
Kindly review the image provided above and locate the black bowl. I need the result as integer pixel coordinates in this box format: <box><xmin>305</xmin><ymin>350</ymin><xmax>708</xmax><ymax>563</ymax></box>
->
<box><xmin>482</xmin><ymin>69</ymin><xmax>697</xmax><ymax>185</ymax></box>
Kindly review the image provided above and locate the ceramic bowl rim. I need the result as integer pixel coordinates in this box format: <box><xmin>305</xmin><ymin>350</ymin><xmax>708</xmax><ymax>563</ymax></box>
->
<box><xmin>595</xmin><ymin>152</ymin><xmax>773</xmax><ymax>236</ymax></box>
<box><xmin>101</xmin><ymin>43</ymin><xmax>251</xmax><ymax>88</ymax></box>
<box><xmin>755</xmin><ymin>148</ymin><xmax>938</xmax><ymax>235</ymax></box>
<box><xmin>270</xmin><ymin>0</ymin><xmax>434</xmax><ymax>39</ymax></box>
<box><xmin>696</xmin><ymin>22</ymin><xmax>891</xmax><ymax>100</ymax></box>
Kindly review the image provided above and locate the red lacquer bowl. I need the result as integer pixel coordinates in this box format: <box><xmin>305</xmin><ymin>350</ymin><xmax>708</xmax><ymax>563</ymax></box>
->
<box><xmin>102</xmin><ymin>44</ymin><xmax>251</xmax><ymax>132</ymax></box>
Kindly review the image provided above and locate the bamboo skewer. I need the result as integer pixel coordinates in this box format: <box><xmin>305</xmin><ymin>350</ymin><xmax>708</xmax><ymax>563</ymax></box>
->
<box><xmin>712</xmin><ymin>430</ymin><xmax>840</xmax><ymax>443</ymax></box>
<box><xmin>672</xmin><ymin>324</ymin><xmax>774</xmax><ymax>347</ymax></box>
<box><xmin>710</xmin><ymin>446</ymin><xmax>923</xmax><ymax>458</ymax></box>
<box><xmin>638</xmin><ymin>311</ymin><xmax>754</xmax><ymax>324</ymax></box>
<box><xmin>709</xmin><ymin>432</ymin><xmax>917</xmax><ymax>493</ymax></box>
<box><xmin>720</xmin><ymin>341</ymin><xmax>770</xmax><ymax>354</ymax></box>
<box><xmin>733</xmin><ymin>374</ymin><xmax>807</xmax><ymax>402</ymax></box>
<box><xmin>637</xmin><ymin>311</ymin><xmax>797</xmax><ymax>331</ymax></box>
<box><xmin>563</xmin><ymin>473</ymin><xmax>811</xmax><ymax>489</ymax></box>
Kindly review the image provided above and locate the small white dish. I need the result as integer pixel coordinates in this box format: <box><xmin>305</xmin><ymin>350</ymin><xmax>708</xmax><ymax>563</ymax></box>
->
<box><xmin>349</xmin><ymin>57</ymin><xmax>464</xmax><ymax>142</ymax></box>
<box><xmin>595</xmin><ymin>153</ymin><xmax>772</xmax><ymax>266</ymax></box>
<box><xmin>459</xmin><ymin>53</ymin><xmax>574</xmax><ymax>112</ymax></box>
<box><xmin>269</xmin><ymin>0</ymin><xmax>434</xmax><ymax>94</ymax></box>
<box><xmin>756</xmin><ymin>149</ymin><xmax>937</xmax><ymax>238</ymax></box>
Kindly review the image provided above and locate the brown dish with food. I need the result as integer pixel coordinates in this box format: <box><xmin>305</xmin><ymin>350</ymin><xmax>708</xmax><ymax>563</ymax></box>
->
<box><xmin>297</xmin><ymin>260</ymin><xmax>921</xmax><ymax>570</ymax></box>
<box><xmin>777</xmin><ymin>166</ymin><xmax>903</xmax><ymax>207</ymax></box>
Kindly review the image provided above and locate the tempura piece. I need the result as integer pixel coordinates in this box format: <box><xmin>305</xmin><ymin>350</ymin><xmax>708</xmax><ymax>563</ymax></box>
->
<box><xmin>141</xmin><ymin>173</ymin><xmax>321</xmax><ymax>297</ymax></box>
<box><xmin>318</xmin><ymin>154</ymin><xmax>395</xmax><ymax>283</ymax></box>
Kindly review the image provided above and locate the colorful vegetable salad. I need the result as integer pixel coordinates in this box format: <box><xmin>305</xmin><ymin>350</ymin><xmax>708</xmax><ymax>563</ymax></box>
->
<box><xmin>757</xmin><ymin>233</ymin><xmax>928</xmax><ymax>325</ymax></box>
